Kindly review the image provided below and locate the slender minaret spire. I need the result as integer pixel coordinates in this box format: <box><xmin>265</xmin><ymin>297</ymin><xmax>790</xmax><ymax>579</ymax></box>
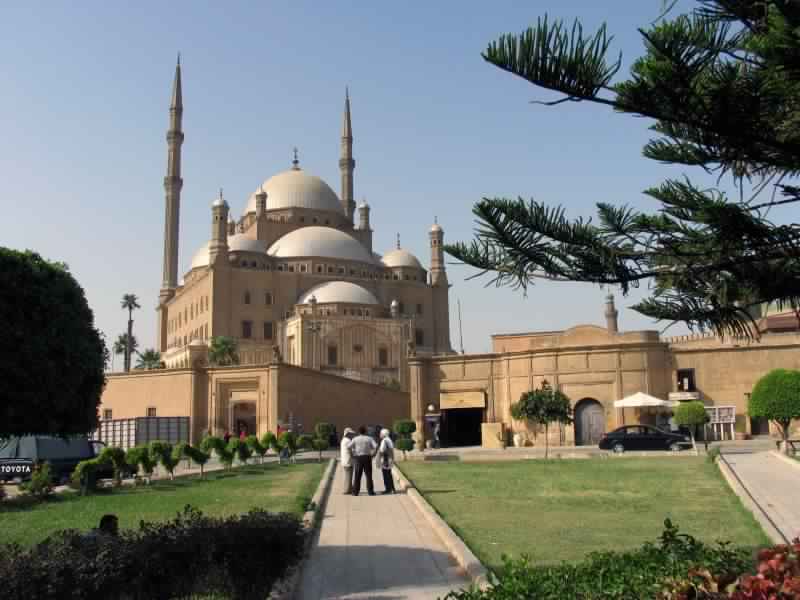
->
<box><xmin>605</xmin><ymin>293</ymin><xmax>619</xmax><ymax>334</ymax></box>
<box><xmin>429</xmin><ymin>220</ymin><xmax>447</xmax><ymax>286</ymax></box>
<box><xmin>160</xmin><ymin>57</ymin><xmax>184</xmax><ymax>302</ymax></box>
<box><xmin>339</xmin><ymin>87</ymin><xmax>356</xmax><ymax>223</ymax></box>
<box><xmin>396</xmin><ymin>233</ymin><xmax>401</xmax><ymax>250</ymax></box>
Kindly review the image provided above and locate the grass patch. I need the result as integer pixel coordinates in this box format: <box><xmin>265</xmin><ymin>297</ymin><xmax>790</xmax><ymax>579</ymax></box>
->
<box><xmin>0</xmin><ymin>461</ymin><xmax>325</xmax><ymax>547</ymax></box>
<box><xmin>400</xmin><ymin>457</ymin><xmax>769</xmax><ymax>570</ymax></box>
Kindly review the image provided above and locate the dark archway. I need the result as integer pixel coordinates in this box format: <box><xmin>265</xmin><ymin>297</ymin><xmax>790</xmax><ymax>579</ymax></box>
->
<box><xmin>440</xmin><ymin>408</ymin><xmax>483</xmax><ymax>447</ymax></box>
<box><xmin>574</xmin><ymin>398</ymin><xmax>605</xmax><ymax>446</ymax></box>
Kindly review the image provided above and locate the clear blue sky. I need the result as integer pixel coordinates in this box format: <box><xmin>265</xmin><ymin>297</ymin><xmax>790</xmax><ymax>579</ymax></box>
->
<box><xmin>3</xmin><ymin>1</ymin><xmax>726</xmax><ymax>361</ymax></box>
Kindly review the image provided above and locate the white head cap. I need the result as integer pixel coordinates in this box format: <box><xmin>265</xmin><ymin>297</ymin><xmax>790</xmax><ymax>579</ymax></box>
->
<box><xmin>380</xmin><ymin>428</ymin><xmax>391</xmax><ymax>439</ymax></box>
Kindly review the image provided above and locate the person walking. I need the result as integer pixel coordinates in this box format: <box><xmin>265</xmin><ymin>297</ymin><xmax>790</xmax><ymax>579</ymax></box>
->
<box><xmin>223</xmin><ymin>430</ymin><xmax>231</xmax><ymax>445</ymax></box>
<box><xmin>351</xmin><ymin>425</ymin><xmax>377</xmax><ymax>496</ymax></box>
<box><xmin>378</xmin><ymin>428</ymin><xmax>396</xmax><ymax>494</ymax></box>
<box><xmin>340</xmin><ymin>427</ymin><xmax>356</xmax><ymax>495</ymax></box>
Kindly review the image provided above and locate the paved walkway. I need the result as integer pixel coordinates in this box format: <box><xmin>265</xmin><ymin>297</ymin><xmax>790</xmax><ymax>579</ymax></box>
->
<box><xmin>721</xmin><ymin>451</ymin><xmax>800</xmax><ymax>543</ymax></box>
<box><xmin>297</xmin><ymin>466</ymin><xmax>470</xmax><ymax>600</ymax></box>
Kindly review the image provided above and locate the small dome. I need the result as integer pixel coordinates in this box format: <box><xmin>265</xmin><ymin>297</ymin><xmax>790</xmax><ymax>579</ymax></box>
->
<box><xmin>382</xmin><ymin>248</ymin><xmax>423</xmax><ymax>269</ymax></box>
<box><xmin>189</xmin><ymin>234</ymin><xmax>266</xmax><ymax>269</ymax></box>
<box><xmin>430</xmin><ymin>222</ymin><xmax>442</xmax><ymax>233</ymax></box>
<box><xmin>358</xmin><ymin>201</ymin><xmax>370</xmax><ymax>209</ymax></box>
<box><xmin>268</xmin><ymin>226</ymin><xmax>375</xmax><ymax>263</ymax></box>
<box><xmin>298</xmin><ymin>281</ymin><xmax>380</xmax><ymax>305</ymax></box>
<box><xmin>244</xmin><ymin>169</ymin><xmax>343</xmax><ymax>215</ymax></box>
<box><xmin>390</xmin><ymin>299</ymin><xmax>399</xmax><ymax>307</ymax></box>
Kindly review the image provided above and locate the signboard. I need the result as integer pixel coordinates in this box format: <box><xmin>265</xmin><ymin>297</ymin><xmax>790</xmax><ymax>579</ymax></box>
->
<box><xmin>440</xmin><ymin>390</ymin><xmax>485</xmax><ymax>410</ymax></box>
<box><xmin>668</xmin><ymin>391</ymin><xmax>702</xmax><ymax>402</ymax></box>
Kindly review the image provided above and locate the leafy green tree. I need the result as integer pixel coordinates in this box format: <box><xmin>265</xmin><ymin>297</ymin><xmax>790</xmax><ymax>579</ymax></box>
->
<box><xmin>121</xmin><ymin>294</ymin><xmax>141</xmax><ymax>372</ymax></box>
<box><xmin>245</xmin><ymin>435</ymin><xmax>267</xmax><ymax>464</ymax></box>
<box><xmin>126</xmin><ymin>445</ymin><xmax>157</xmax><ymax>484</ymax></box>
<box><xmin>202</xmin><ymin>435</ymin><xmax>234</xmax><ymax>470</ymax></box>
<box><xmin>113</xmin><ymin>334</ymin><xmax>138</xmax><ymax>370</ymax></box>
<box><xmin>149</xmin><ymin>441</ymin><xmax>181</xmax><ymax>480</ymax></box>
<box><xmin>749</xmin><ymin>368</ymin><xmax>800</xmax><ymax>454</ymax></box>
<box><xmin>511</xmin><ymin>386</ymin><xmax>573</xmax><ymax>458</ymax></box>
<box><xmin>393</xmin><ymin>419</ymin><xmax>417</xmax><ymax>459</ymax></box>
<box><xmin>208</xmin><ymin>336</ymin><xmax>239</xmax><ymax>367</ymax></box>
<box><xmin>179</xmin><ymin>443</ymin><xmax>210</xmax><ymax>478</ymax></box>
<box><xmin>297</xmin><ymin>434</ymin><xmax>314</xmax><ymax>455</ymax></box>
<box><xmin>310</xmin><ymin>423</ymin><xmax>334</xmax><ymax>462</ymax></box>
<box><xmin>674</xmin><ymin>400</ymin><xmax>709</xmax><ymax>454</ymax></box>
<box><xmin>0</xmin><ymin>248</ymin><xmax>107</xmax><ymax>439</ymax></box>
<box><xmin>446</xmin><ymin>1</ymin><xmax>800</xmax><ymax>340</ymax></box>
<box><xmin>98</xmin><ymin>446</ymin><xmax>128</xmax><ymax>487</ymax></box>
<box><xmin>227</xmin><ymin>438</ymin><xmax>253</xmax><ymax>465</ymax></box>
<box><xmin>273</xmin><ymin>431</ymin><xmax>299</xmax><ymax>465</ymax></box>
<box><xmin>135</xmin><ymin>349</ymin><xmax>162</xmax><ymax>370</ymax></box>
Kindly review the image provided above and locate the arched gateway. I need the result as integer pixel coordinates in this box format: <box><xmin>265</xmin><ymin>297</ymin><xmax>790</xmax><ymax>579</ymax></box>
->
<box><xmin>574</xmin><ymin>398</ymin><xmax>605</xmax><ymax>446</ymax></box>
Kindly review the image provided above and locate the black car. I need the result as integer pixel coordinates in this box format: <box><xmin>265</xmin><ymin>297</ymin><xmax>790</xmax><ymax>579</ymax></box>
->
<box><xmin>598</xmin><ymin>425</ymin><xmax>690</xmax><ymax>453</ymax></box>
<box><xmin>0</xmin><ymin>435</ymin><xmax>121</xmax><ymax>484</ymax></box>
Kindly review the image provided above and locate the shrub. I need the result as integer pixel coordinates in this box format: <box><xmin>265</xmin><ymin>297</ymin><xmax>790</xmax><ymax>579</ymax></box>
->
<box><xmin>674</xmin><ymin>400</ymin><xmax>708</xmax><ymax>453</ymax></box>
<box><xmin>0</xmin><ymin>504</ymin><xmax>306</xmax><ymax>600</ymax></box>
<box><xmin>180</xmin><ymin>443</ymin><xmax>210</xmax><ymax>478</ymax></box>
<box><xmin>0</xmin><ymin>484</ymin><xmax>6</xmax><ymax>501</ymax></box>
<box><xmin>148</xmin><ymin>441</ymin><xmax>180</xmax><ymax>480</ymax></box>
<box><xmin>444</xmin><ymin>520</ymin><xmax>753</xmax><ymax>600</ymax></box>
<box><xmin>125</xmin><ymin>445</ymin><xmax>157</xmax><ymax>483</ymax></box>
<box><xmin>202</xmin><ymin>436</ymin><xmax>234</xmax><ymax>470</ymax></box>
<box><xmin>393</xmin><ymin>419</ymin><xmax>417</xmax><ymax>437</ymax></box>
<box><xmin>97</xmin><ymin>446</ymin><xmax>127</xmax><ymax>487</ymax></box>
<box><xmin>245</xmin><ymin>435</ymin><xmax>267</xmax><ymax>463</ymax></box>
<box><xmin>227</xmin><ymin>438</ymin><xmax>253</xmax><ymax>466</ymax></box>
<box><xmin>70</xmin><ymin>457</ymin><xmax>106</xmax><ymax>494</ymax></box>
<box><xmin>297</xmin><ymin>434</ymin><xmax>314</xmax><ymax>452</ymax></box>
<box><xmin>275</xmin><ymin>431</ymin><xmax>298</xmax><ymax>464</ymax></box>
<box><xmin>706</xmin><ymin>445</ymin><xmax>721</xmax><ymax>464</ymax></box>
<box><xmin>395</xmin><ymin>438</ymin><xmax>414</xmax><ymax>460</ymax></box>
<box><xmin>19</xmin><ymin>461</ymin><xmax>54</xmax><ymax>500</ymax></box>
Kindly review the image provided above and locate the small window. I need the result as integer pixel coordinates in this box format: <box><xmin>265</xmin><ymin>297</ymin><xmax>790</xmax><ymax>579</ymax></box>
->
<box><xmin>204</xmin><ymin>323</ymin><xmax>208</xmax><ymax>339</ymax></box>
<box><xmin>404</xmin><ymin>274</ymin><xmax>409</xmax><ymax>280</ymax></box>
<box><xmin>313</xmin><ymin>217</ymin><xmax>318</xmax><ymax>224</ymax></box>
<box><xmin>244</xmin><ymin>291</ymin><xmax>251</xmax><ymax>305</ymax></box>
<box><xmin>398</xmin><ymin>302</ymin><xmax>405</xmax><ymax>314</ymax></box>
<box><xmin>278</xmin><ymin>265</ymin><xmax>284</xmax><ymax>272</ymax></box>
<box><xmin>103</xmin><ymin>409</ymin><xmax>112</xmax><ymax>420</ymax></box>
<box><xmin>379</xmin><ymin>347</ymin><xmax>388</xmax><ymax>366</ymax></box>
<box><xmin>415</xmin><ymin>328</ymin><xmax>424</xmax><ymax>346</ymax></box>
<box><xmin>677</xmin><ymin>369</ymin><xmax>696</xmax><ymax>392</ymax></box>
<box><xmin>416</xmin><ymin>303</ymin><xmax>423</xmax><ymax>315</ymax></box>
<box><xmin>393</xmin><ymin>274</ymin><xmax>399</xmax><ymax>280</ymax></box>
<box><xmin>288</xmin><ymin>265</ymin><xmax>294</xmax><ymax>272</ymax></box>
<box><xmin>251</xmin><ymin>261</ymin><xmax>257</xmax><ymax>268</ymax></box>
<box><xmin>317</xmin><ymin>265</ymin><xmax>323</xmax><ymax>273</ymax></box>
<box><xmin>365</xmin><ymin>309</ymin><xmax>370</xmax><ymax>316</ymax></box>
<box><xmin>300</xmin><ymin>217</ymin><xmax>305</xmax><ymax>223</ymax></box>
<box><xmin>353</xmin><ymin>344</ymin><xmax>363</xmax><ymax>353</ymax></box>
<box><xmin>338</xmin><ymin>266</ymin><xmax>345</xmax><ymax>274</ymax></box>
<box><xmin>384</xmin><ymin>273</ymin><xmax>390</xmax><ymax>280</ymax></box>
<box><xmin>242</xmin><ymin>320</ymin><xmax>253</xmax><ymax>339</ymax></box>
<box><xmin>328</xmin><ymin>345</ymin><xmax>338</xmax><ymax>366</ymax></box>
<box><xmin>265</xmin><ymin>292</ymin><xmax>273</xmax><ymax>305</ymax></box>
<box><xmin>147</xmin><ymin>407</ymin><xmax>157</xmax><ymax>417</ymax></box>
<box><xmin>300</xmin><ymin>265</ymin><xmax>307</xmax><ymax>273</ymax></box>
<box><xmin>325</xmin><ymin>219</ymin><xmax>330</xmax><ymax>225</ymax></box>
<box><xmin>263</xmin><ymin>321</ymin><xmax>274</xmax><ymax>340</ymax></box>
<box><xmin>328</xmin><ymin>266</ymin><xmax>334</xmax><ymax>273</ymax></box>
<box><xmin>350</xmin><ymin>269</ymin><xmax>356</xmax><ymax>276</ymax></box>
<box><xmin>357</xmin><ymin>309</ymin><xmax>363</xmax><ymax>316</ymax></box>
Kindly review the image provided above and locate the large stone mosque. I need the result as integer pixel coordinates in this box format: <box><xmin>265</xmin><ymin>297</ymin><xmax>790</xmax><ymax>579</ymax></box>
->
<box><xmin>157</xmin><ymin>60</ymin><xmax>453</xmax><ymax>389</ymax></box>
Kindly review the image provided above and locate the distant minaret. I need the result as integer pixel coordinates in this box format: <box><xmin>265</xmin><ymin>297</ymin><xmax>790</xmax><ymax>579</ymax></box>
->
<box><xmin>209</xmin><ymin>189</ymin><xmax>229</xmax><ymax>266</ymax></box>
<box><xmin>429</xmin><ymin>218</ymin><xmax>447</xmax><ymax>286</ymax></box>
<box><xmin>339</xmin><ymin>87</ymin><xmax>356</xmax><ymax>223</ymax></box>
<box><xmin>160</xmin><ymin>56</ymin><xmax>184</xmax><ymax>303</ymax></box>
<box><xmin>605</xmin><ymin>293</ymin><xmax>619</xmax><ymax>334</ymax></box>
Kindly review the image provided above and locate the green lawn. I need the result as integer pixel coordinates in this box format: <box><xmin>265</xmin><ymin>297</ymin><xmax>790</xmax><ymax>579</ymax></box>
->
<box><xmin>400</xmin><ymin>457</ymin><xmax>769</xmax><ymax>570</ymax></box>
<box><xmin>0</xmin><ymin>461</ymin><xmax>325</xmax><ymax>547</ymax></box>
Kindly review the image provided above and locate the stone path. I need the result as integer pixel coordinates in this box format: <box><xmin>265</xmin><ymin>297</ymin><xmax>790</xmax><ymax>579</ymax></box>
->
<box><xmin>297</xmin><ymin>466</ymin><xmax>470</xmax><ymax>600</ymax></box>
<box><xmin>721</xmin><ymin>450</ymin><xmax>800</xmax><ymax>544</ymax></box>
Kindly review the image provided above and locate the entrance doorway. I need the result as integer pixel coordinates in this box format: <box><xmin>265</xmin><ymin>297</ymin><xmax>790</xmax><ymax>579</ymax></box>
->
<box><xmin>440</xmin><ymin>408</ymin><xmax>483</xmax><ymax>447</ymax></box>
<box><xmin>232</xmin><ymin>402</ymin><xmax>256</xmax><ymax>438</ymax></box>
<box><xmin>574</xmin><ymin>398</ymin><xmax>605</xmax><ymax>446</ymax></box>
<box><xmin>750</xmin><ymin>416</ymin><xmax>771</xmax><ymax>436</ymax></box>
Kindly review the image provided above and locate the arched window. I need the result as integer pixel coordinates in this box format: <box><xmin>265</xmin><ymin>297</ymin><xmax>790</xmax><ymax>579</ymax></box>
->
<box><xmin>265</xmin><ymin>292</ymin><xmax>273</xmax><ymax>305</ymax></box>
<box><xmin>327</xmin><ymin>344</ymin><xmax>338</xmax><ymax>366</ymax></box>
<box><xmin>244</xmin><ymin>291</ymin><xmax>251</xmax><ymax>305</ymax></box>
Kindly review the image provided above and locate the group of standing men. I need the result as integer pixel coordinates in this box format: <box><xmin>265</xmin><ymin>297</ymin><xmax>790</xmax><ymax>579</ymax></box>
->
<box><xmin>339</xmin><ymin>426</ymin><xmax>396</xmax><ymax>495</ymax></box>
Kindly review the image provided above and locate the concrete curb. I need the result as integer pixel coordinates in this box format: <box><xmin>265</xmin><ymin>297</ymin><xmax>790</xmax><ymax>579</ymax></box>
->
<box><xmin>770</xmin><ymin>450</ymin><xmax>800</xmax><ymax>471</ymax></box>
<box><xmin>270</xmin><ymin>458</ymin><xmax>336</xmax><ymax>600</ymax></box>
<box><xmin>392</xmin><ymin>464</ymin><xmax>490</xmax><ymax>591</ymax></box>
<box><xmin>716</xmin><ymin>455</ymin><xmax>787</xmax><ymax>545</ymax></box>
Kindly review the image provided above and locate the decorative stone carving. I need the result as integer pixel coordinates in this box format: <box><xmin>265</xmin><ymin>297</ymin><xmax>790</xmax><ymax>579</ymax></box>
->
<box><xmin>407</xmin><ymin>339</ymin><xmax>416</xmax><ymax>358</ymax></box>
<box><xmin>272</xmin><ymin>344</ymin><xmax>283</xmax><ymax>364</ymax></box>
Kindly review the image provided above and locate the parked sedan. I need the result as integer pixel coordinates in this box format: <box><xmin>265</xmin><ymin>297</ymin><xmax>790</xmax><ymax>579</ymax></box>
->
<box><xmin>598</xmin><ymin>425</ymin><xmax>690</xmax><ymax>453</ymax></box>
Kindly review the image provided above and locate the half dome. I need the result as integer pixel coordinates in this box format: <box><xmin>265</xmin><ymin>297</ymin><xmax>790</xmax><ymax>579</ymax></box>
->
<box><xmin>244</xmin><ymin>169</ymin><xmax>343</xmax><ymax>215</ymax></box>
<box><xmin>381</xmin><ymin>248</ymin><xmax>423</xmax><ymax>269</ymax></box>
<box><xmin>268</xmin><ymin>227</ymin><xmax>375</xmax><ymax>263</ymax></box>
<box><xmin>298</xmin><ymin>281</ymin><xmax>380</xmax><ymax>305</ymax></box>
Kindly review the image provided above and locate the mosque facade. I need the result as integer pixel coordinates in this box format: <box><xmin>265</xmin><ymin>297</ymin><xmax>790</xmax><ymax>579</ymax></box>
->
<box><xmin>156</xmin><ymin>60</ymin><xmax>453</xmax><ymax>389</ymax></box>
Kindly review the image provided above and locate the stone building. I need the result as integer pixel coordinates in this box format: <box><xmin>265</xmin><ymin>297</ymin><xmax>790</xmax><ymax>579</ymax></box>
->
<box><xmin>156</xmin><ymin>60</ymin><xmax>452</xmax><ymax>389</ymax></box>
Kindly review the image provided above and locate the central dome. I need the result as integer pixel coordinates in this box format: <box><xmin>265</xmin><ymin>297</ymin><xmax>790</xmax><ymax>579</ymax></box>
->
<box><xmin>244</xmin><ymin>168</ymin><xmax>343</xmax><ymax>215</ymax></box>
<box><xmin>267</xmin><ymin>227</ymin><xmax>376</xmax><ymax>263</ymax></box>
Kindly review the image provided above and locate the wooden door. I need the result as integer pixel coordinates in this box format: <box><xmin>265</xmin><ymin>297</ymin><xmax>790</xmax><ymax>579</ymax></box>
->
<box><xmin>576</xmin><ymin>399</ymin><xmax>605</xmax><ymax>446</ymax></box>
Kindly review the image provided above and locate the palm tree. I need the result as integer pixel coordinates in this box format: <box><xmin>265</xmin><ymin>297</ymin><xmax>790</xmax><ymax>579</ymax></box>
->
<box><xmin>135</xmin><ymin>349</ymin><xmax>162</xmax><ymax>370</ymax></box>
<box><xmin>121</xmin><ymin>294</ymin><xmax>141</xmax><ymax>372</ymax></box>
<box><xmin>208</xmin><ymin>336</ymin><xmax>239</xmax><ymax>366</ymax></box>
<box><xmin>113</xmin><ymin>333</ymin><xmax>138</xmax><ymax>371</ymax></box>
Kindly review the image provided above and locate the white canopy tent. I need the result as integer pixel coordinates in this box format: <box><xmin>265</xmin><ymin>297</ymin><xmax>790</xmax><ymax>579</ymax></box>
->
<box><xmin>614</xmin><ymin>392</ymin><xmax>678</xmax><ymax>408</ymax></box>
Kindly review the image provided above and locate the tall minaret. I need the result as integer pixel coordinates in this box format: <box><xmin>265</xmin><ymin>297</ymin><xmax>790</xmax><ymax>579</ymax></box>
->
<box><xmin>429</xmin><ymin>218</ymin><xmax>448</xmax><ymax>287</ymax></box>
<box><xmin>604</xmin><ymin>293</ymin><xmax>619</xmax><ymax>334</ymax></box>
<box><xmin>159</xmin><ymin>56</ymin><xmax>184</xmax><ymax>303</ymax></box>
<box><xmin>339</xmin><ymin>87</ymin><xmax>356</xmax><ymax>223</ymax></box>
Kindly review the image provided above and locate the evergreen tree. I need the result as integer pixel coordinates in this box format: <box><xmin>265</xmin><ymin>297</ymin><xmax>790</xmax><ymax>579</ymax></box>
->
<box><xmin>447</xmin><ymin>1</ymin><xmax>800</xmax><ymax>339</ymax></box>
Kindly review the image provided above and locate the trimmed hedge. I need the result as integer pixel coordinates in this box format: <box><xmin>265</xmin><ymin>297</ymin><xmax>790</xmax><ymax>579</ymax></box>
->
<box><xmin>444</xmin><ymin>520</ymin><xmax>754</xmax><ymax>600</ymax></box>
<box><xmin>0</xmin><ymin>504</ymin><xmax>305</xmax><ymax>600</ymax></box>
